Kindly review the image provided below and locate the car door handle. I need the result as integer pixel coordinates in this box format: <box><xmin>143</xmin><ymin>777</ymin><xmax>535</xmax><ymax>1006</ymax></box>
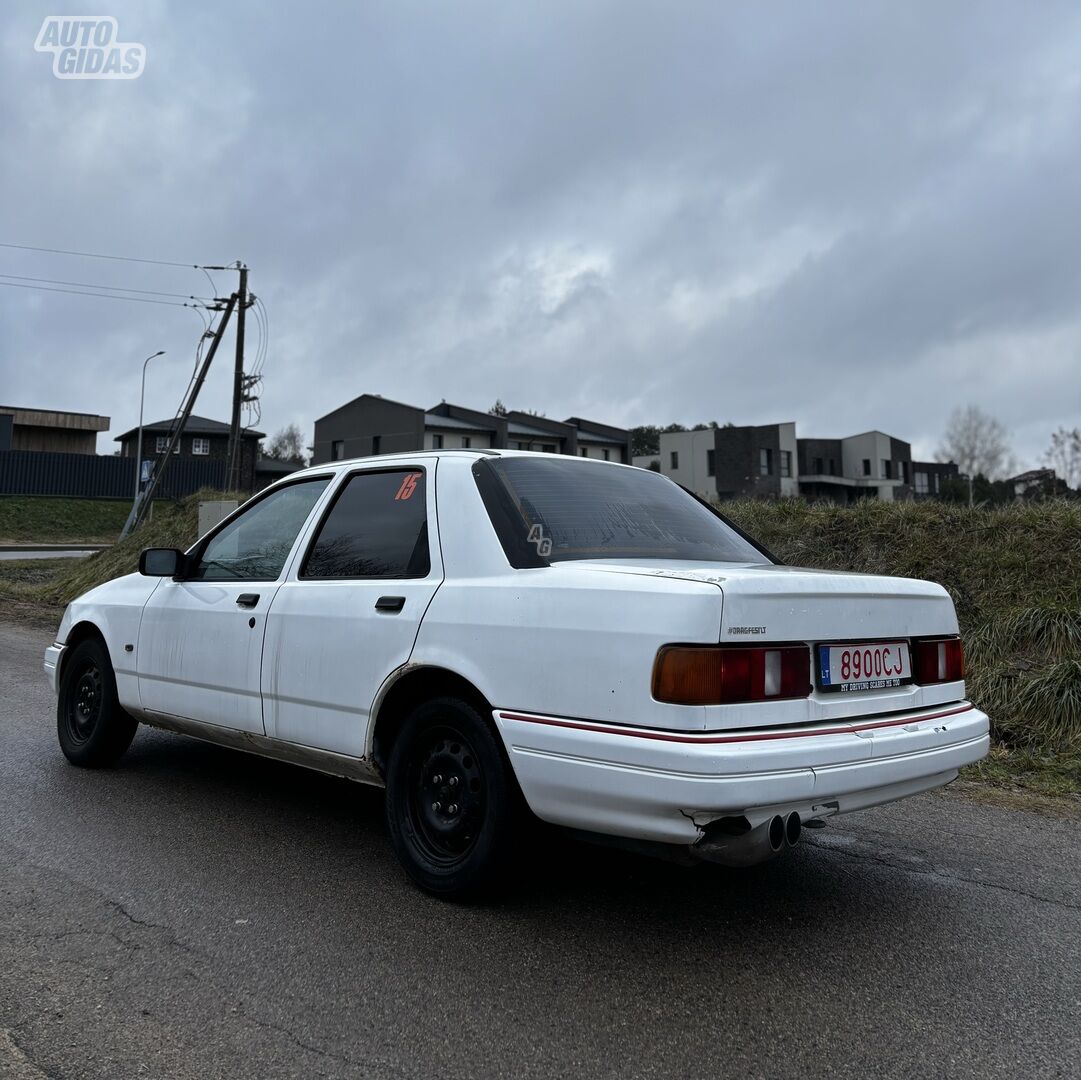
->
<box><xmin>375</xmin><ymin>595</ymin><xmax>405</xmax><ymax>613</ymax></box>
<box><xmin>235</xmin><ymin>593</ymin><xmax>260</xmax><ymax>608</ymax></box>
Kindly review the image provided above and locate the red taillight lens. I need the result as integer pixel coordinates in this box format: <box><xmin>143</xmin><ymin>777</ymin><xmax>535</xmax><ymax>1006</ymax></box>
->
<box><xmin>912</xmin><ymin>637</ymin><xmax>965</xmax><ymax>684</ymax></box>
<box><xmin>653</xmin><ymin>645</ymin><xmax>811</xmax><ymax>705</ymax></box>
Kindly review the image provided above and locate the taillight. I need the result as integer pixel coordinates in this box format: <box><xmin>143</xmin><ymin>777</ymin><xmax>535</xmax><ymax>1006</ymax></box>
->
<box><xmin>912</xmin><ymin>637</ymin><xmax>964</xmax><ymax>684</ymax></box>
<box><xmin>653</xmin><ymin>645</ymin><xmax>811</xmax><ymax>705</ymax></box>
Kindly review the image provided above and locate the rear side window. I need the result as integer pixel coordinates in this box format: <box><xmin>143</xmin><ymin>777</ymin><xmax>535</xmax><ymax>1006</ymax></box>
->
<box><xmin>302</xmin><ymin>469</ymin><xmax>430</xmax><ymax>578</ymax></box>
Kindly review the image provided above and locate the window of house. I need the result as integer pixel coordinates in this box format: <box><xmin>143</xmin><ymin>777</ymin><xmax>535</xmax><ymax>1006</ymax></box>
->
<box><xmin>462</xmin><ymin>436</ymin><xmax>471</xmax><ymax>449</ymax></box>
<box><xmin>192</xmin><ymin>477</ymin><xmax>331</xmax><ymax>581</ymax></box>
<box><xmin>779</xmin><ymin>450</ymin><xmax>792</xmax><ymax>478</ymax></box>
<box><xmin>332</xmin><ymin>440</ymin><xmax>345</xmax><ymax>460</ymax></box>
<box><xmin>432</xmin><ymin>434</ymin><xmax>444</xmax><ymax>449</ymax></box>
<box><xmin>812</xmin><ymin>457</ymin><xmax>823</xmax><ymax>474</ymax></box>
<box><xmin>602</xmin><ymin>448</ymin><xmax>610</xmax><ymax>461</ymax></box>
<box><xmin>934</xmin><ymin>473</ymin><xmax>941</xmax><ymax>494</ymax></box>
<box><xmin>828</xmin><ymin>459</ymin><xmax>837</xmax><ymax>475</ymax></box>
<box><xmin>759</xmin><ymin>448</ymin><xmax>773</xmax><ymax>476</ymax></box>
<box><xmin>154</xmin><ymin>435</ymin><xmax>180</xmax><ymax>454</ymax></box>
<box><xmin>542</xmin><ymin>444</ymin><xmax>556</xmax><ymax>453</ymax></box>
<box><xmin>862</xmin><ymin>459</ymin><xmax>871</xmax><ymax>476</ymax></box>
<box><xmin>914</xmin><ymin>471</ymin><xmax>929</xmax><ymax>495</ymax></box>
<box><xmin>901</xmin><ymin>461</ymin><xmax>909</xmax><ymax>484</ymax></box>
<box><xmin>372</xmin><ymin>435</ymin><xmax>381</xmax><ymax>455</ymax></box>
<box><xmin>670</xmin><ymin>451</ymin><xmax>679</xmax><ymax>469</ymax></box>
<box><xmin>882</xmin><ymin>459</ymin><xmax>893</xmax><ymax>480</ymax></box>
<box><xmin>706</xmin><ymin>449</ymin><xmax>716</xmax><ymax>476</ymax></box>
<box><xmin>303</xmin><ymin>469</ymin><xmax>430</xmax><ymax>579</ymax></box>
<box><xmin>580</xmin><ymin>448</ymin><xmax>588</xmax><ymax>457</ymax></box>
<box><xmin>192</xmin><ymin>437</ymin><xmax>210</xmax><ymax>456</ymax></box>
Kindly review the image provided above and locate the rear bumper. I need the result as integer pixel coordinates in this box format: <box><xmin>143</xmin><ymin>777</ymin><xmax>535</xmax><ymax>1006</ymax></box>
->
<box><xmin>494</xmin><ymin>703</ymin><xmax>990</xmax><ymax>845</ymax></box>
<box><xmin>44</xmin><ymin>642</ymin><xmax>65</xmax><ymax>696</ymax></box>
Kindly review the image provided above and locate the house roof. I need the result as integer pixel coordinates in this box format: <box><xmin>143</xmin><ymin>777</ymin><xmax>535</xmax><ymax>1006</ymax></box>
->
<box><xmin>114</xmin><ymin>414</ymin><xmax>265</xmax><ymax>442</ymax></box>
<box><xmin>0</xmin><ymin>405</ymin><xmax>109</xmax><ymax>431</ymax></box>
<box><xmin>507</xmin><ymin>419</ymin><xmax>567</xmax><ymax>440</ymax></box>
<box><xmin>423</xmin><ymin>412</ymin><xmax>493</xmax><ymax>434</ymax></box>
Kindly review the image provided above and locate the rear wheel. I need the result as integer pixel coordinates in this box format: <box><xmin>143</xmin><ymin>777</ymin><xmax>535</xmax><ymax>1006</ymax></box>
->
<box><xmin>385</xmin><ymin>696</ymin><xmax>520</xmax><ymax>898</ymax></box>
<box><xmin>57</xmin><ymin>638</ymin><xmax>137</xmax><ymax>767</ymax></box>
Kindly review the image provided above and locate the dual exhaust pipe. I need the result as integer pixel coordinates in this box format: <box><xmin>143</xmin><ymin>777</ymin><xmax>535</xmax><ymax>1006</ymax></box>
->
<box><xmin>694</xmin><ymin>811</ymin><xmax>802</xmax><ymax>867</ymax></box>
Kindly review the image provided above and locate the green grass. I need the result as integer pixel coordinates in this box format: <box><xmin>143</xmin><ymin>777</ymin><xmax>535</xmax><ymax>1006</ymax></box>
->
<box><xmin>0</xmin><ymin>496</ymin><xmax>133</xmax><ymax>544</ymax></box>
<box><xmin>0</xmin><ymin>489</ymin><xmax>227</xmax><ymax>624</ymax></box>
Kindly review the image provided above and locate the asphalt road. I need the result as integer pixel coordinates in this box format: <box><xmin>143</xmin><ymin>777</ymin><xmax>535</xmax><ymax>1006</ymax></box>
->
<box><xmin>2</xmin><ymin>620</ymin><xmax>1079</xmax><ymax>1080</ymax></box>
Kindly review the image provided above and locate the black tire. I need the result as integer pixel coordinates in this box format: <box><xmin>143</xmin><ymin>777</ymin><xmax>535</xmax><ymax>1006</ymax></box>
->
<box><xmin>57</xmin><ymin>638</ymin><xmax>137</xmax><ymax>767</ymax></box>
<box><xmin>385</xmin><ymin>696</ymin><xmax>520</xmax><ymax>898</ymax></box>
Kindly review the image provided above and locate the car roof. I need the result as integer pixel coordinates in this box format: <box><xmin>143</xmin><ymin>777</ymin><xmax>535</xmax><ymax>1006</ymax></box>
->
<box><xmin>292</xmin><ymin>448</ymin><xmax>638</xmax><ymax>476</ymax></box>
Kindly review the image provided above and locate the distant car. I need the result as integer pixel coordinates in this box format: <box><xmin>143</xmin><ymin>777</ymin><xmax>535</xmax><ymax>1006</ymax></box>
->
<box><xmin>45</xmin><ymin>451</ymin><xmax>989</xmax><ymax>895</ymax></box>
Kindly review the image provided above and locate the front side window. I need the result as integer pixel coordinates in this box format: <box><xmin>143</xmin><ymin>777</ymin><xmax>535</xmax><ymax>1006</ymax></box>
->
<box><xmin>192</xmin><ymin>437</ymin><xmax>210</xmax><ymax>456</ymax></box>
<box><xmin>332</xmin><ymin>440</ymin><xmax>345</xmax><ymax>460</ymax></box>
<box><xmin>474</xmin><ymin>456</ymin><xmax>766</xmax><ymax>567</ymax></box>
<box><xmin>862</xmin><ymin>458</ymin><xmax>872</xmax><ymax>476</ymax></box>
<box><xmin>706</xmin><ymin>449</ymin><xmax>716</xmax><ymax>476</ymax></box>
<box><xmin>303</xmin><ymin>469</ymin><xmax>430</xmax><ymax>578</ymax></box>
<box><xmin>780</xmin><ymin>450</ymin><xmax>792</xmax><ymax>478</ymax></box>
<box><xmin>192</xmin><ymin>477</ymin><xmax>331</xmax><ymax>581</ymax></box>
<box><xmin>670</xmin><ymin>451</ymin><xmax>679</xmax><ymax>469</ymax></box>
<box><xmin>759</xmin><ymin>448</ymin><xmax>773</xmax><ymax>476</ymax></box>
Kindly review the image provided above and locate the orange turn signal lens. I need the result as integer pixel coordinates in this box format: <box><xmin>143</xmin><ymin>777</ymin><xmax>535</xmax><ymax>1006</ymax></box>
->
<box><xmin>652</xmin><ymin>645</ymin><xmax>811</xmax><ymax>706</ymax></box>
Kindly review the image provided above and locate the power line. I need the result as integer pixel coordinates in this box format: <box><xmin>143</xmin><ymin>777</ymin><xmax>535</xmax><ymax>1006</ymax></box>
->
<box><xmin>0</xmin><ymin>272</ymin><xmax>212</xmax><ymax>301</ymax></box>
<box><xmin>0</xmin><ymin>279</ymin><xmax>206</xmax><ymax>308</ymax></box>
<box><xmin>0</xmin><ymin>240</ymin><xmax>204</xmax><ymax>269</ymax></box>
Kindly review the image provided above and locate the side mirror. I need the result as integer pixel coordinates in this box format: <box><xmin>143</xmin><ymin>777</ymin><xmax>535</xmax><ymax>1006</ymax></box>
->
<box><xmin>139</xmin><ymin>548</ymin><xmax>185</xmax><ymax>577</ymax></box>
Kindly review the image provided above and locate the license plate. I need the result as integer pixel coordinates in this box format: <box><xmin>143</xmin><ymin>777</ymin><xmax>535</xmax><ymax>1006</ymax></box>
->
<box><xmin>818</xmin><ymin>642</ymin><xmax>911</xmax><ymax>693</ymax></box>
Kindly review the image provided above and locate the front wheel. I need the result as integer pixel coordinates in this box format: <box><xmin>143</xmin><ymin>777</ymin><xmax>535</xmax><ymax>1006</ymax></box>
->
<box><xmin>385</xmin><ymin>697</ymin><xmax>521</xmax><ymax>898</ymax></box>
<box><xmin>57</xmin><ymin>638</ymin><xmax>137</xmax><ymax>767</ymax></box>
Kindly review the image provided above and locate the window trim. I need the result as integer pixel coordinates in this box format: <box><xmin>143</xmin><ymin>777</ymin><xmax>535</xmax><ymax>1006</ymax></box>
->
<box><xmin>192</xmin><ymin>436</ymin><xmax>211</xmax><ymax>456</ymax></box>
<box><xmin>181</xmin><ymin>473</ymin><xmax>336</xmax><ymax>582</ymax></box>
<box><xmin>297</xmin><ymin>464</ymin><xmax>433</xmax><ymax>581</ymax></box>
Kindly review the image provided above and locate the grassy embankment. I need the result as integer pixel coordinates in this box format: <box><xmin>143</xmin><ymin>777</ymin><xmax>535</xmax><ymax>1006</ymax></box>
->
<box><xmin>0</xmin><ymin>493</ymin><xmax>1077</xmax><ymax>803</ymax></box>
<box><xmin>0</xmin><ymin>495</ymin><xmax>133</xmax><ymax>544</ymax></box>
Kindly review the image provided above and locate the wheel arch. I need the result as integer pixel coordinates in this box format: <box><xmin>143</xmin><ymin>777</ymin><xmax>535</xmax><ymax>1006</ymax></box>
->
<box><xmin>59</xmin><ymin>620</ymin><xmax>111</xmax><ymax>682</ymax></box>
<box><xmin>369</xmin><ymin>664</ymin><xmax>497</xmax><ymax>779</ymax></box>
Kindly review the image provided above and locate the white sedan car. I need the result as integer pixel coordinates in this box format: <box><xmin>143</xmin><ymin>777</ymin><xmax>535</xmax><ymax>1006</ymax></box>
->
<box><xmin>45</xmin><ymin>451</ymin><xmax>989</xmax><ymax>895</ymax></box>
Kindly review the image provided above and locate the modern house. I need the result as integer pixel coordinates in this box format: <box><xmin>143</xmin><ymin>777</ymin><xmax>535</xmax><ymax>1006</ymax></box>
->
<box><xmin>653</xmin><ymin>423</ymin><xmax>957</xmax><ymax>503</ymax></box>
<box><xmin>114</xmin><ymin>415</ymin><xmax>265</xmax><ymax>491</ymax></box>
<box><xmin>0</xmin><ymin>405</ymin><xmax>110</xmax><ymax>454</ymax></box>
<box><xmin>311</xmin><ymin>394</ymin><xmax>631</xmax><ymax>465</ymax></box>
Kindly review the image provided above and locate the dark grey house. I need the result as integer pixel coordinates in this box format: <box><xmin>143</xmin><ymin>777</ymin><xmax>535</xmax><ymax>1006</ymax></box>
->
<box><xmin>114</xmin><ymin>415</ymin><xmax>265</xmax><ymax>491</ymax></box>
<box><xmin>311</xmin><ymin>394</ymin><xmax>630</xmax><ymax>465</ymax></box>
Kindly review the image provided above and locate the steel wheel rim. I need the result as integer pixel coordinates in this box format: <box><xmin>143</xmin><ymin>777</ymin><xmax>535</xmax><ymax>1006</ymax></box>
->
<box><xmin>66</xmin><ymin>662</ymin><xmax>102</xmax><ymax>743</ymax></box>
<box><xmin>405</xmin><ymin>724</ymin><xmax>486</xmax><ymax>867</ymax></box>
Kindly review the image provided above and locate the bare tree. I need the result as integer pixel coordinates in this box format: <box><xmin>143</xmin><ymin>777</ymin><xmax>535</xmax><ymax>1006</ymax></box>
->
<box><xmin>262</xmin><ymin>422</ymin><xmax>308</xmax><ymax>464</ymax></box>
<box><xmin>1043</xmin><ymin>427</ymin><xmax>1081</xmax><ymax>490</ymax></box>
<box><xmin>936</xmin><ymin>405</ymin><xmax>1014</xmax><ymax>480</ymax></box>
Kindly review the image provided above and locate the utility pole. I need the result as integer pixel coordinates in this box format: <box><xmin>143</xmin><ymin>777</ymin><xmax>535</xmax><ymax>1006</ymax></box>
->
<box><xmin>226</xmin><ymin>264</ymin><xmax>249</xmax><ymax>492</ymax></box>
<box><xmin>120</xmin><ymin>294</ymin><xmax>238</xmax><ymax>539</ymax></box>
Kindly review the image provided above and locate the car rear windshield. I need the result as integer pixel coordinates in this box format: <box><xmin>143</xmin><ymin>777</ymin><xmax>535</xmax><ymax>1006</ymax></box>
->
<box><xmin>473</xmin><ymin>456</ymin><xmax>769</xmax><ymax>567</ymax></box>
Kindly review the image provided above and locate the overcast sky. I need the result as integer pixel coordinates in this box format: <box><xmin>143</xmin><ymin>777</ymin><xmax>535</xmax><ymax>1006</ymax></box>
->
<box><xmin>2</xmin><ymin>2</ymin><xmax>1079</xmax><ymax>467</ymax></box>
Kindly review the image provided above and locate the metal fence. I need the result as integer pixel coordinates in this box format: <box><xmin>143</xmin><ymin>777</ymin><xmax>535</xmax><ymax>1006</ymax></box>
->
<box><xmin>0</xmin><ymin>451</ymin><xmax>226</xmax><ymax>499</ymax></box>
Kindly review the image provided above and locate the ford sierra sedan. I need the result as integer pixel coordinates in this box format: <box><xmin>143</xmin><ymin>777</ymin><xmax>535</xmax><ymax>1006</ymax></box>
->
<box><xmin>45</xmin><ymin>451</ymin><xmax>990</xmax><ymax>896</ymax></box>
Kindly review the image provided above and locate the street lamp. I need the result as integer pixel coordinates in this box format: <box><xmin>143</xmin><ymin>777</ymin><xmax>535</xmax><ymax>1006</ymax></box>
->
<box><xmin>133</xmin><ymin>350</ymin><xmax>166</xmax><ymax>499</ymax></box>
